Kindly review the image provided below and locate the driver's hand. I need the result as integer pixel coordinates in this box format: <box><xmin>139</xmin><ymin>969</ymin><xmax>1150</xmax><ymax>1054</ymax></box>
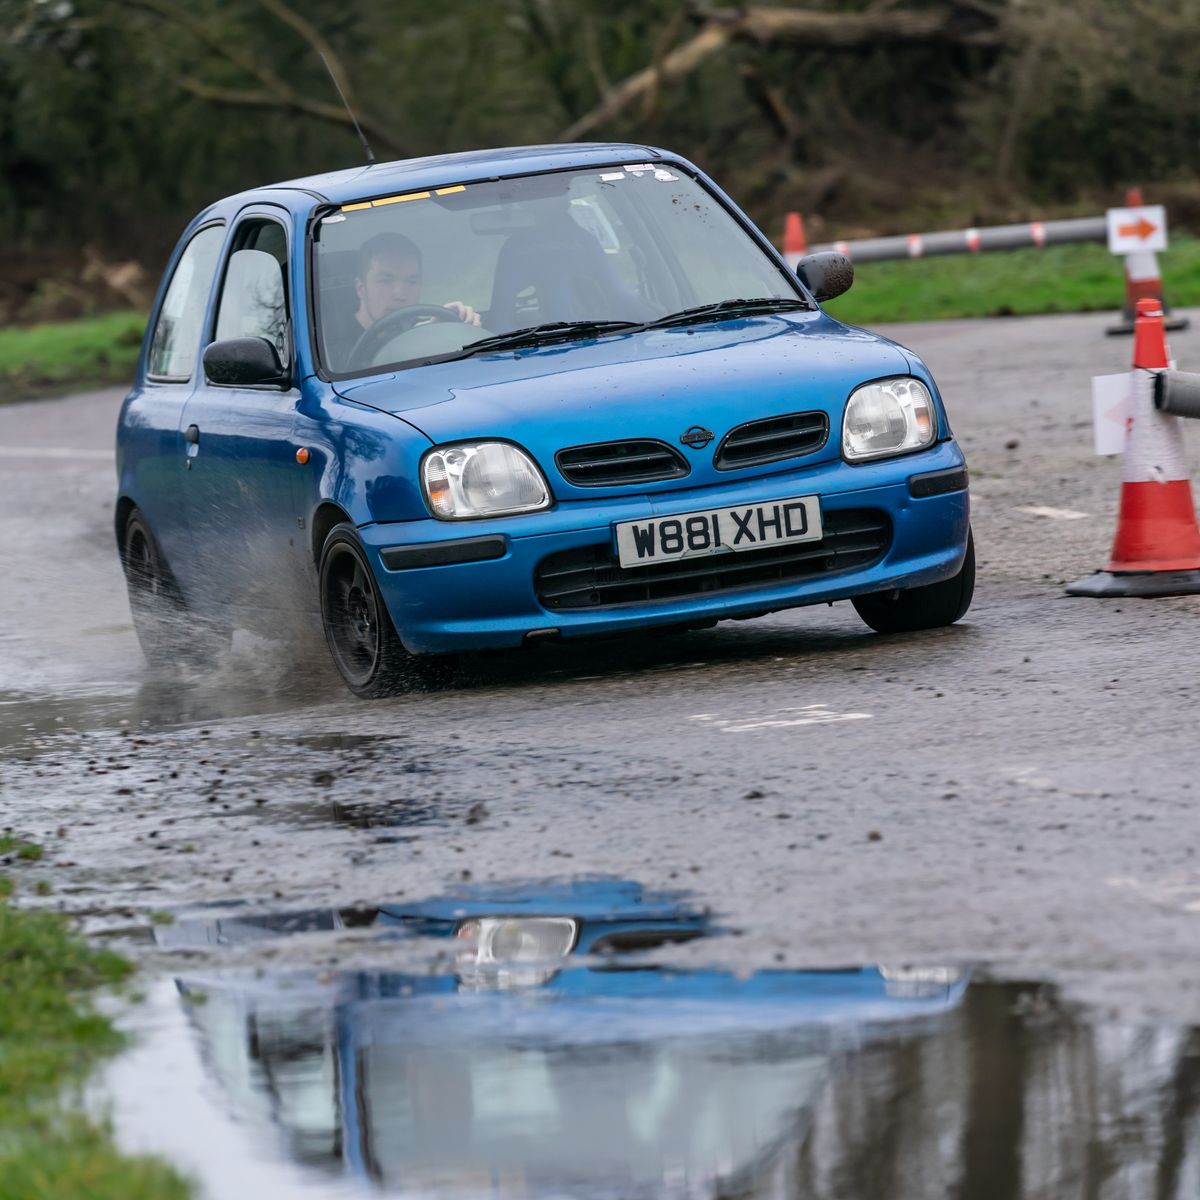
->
<box><xmin>443</xmin><ymin>300</ymin><xmax>481</xmax><ymax>326</ymax></box>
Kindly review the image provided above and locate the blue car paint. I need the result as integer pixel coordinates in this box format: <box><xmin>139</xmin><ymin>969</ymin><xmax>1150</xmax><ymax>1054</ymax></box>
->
<box><xmin>168</xmin><ymin>876</ymin><xmax>967</xmax><ymax>1187</ymax></box>
<box><xmin>374</xmin><ymin>877</ymin><xmax>711</xmax><ymax>953</ymax></box>
<box><xmin>116</xmin><ymin>142</ymin><xmax>969</xmax><ymax>646</ymax></box>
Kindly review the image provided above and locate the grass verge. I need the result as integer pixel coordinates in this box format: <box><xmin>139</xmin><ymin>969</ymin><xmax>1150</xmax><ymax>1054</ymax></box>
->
<box><xmin>824</xmin><ymin>235</ymin><xmax>1200</xmax><ymax>326</ymax></box>
<box><xmin>0</xmin><ymin>851</ymin><xmax>191</xmax><ymax>1200</ymax></box>
<box><xmin>0</xmin><ymin>311</ymin><xmax>144</xmax><ymax>403</ymax></box>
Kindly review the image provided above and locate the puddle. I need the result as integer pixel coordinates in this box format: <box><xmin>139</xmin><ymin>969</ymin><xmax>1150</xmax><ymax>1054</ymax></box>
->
<box><xmin>0</xmin><ymin>677</ymin><xmax>322</xmax><ymax>756</ymax></box>
<box><xmin>293</xmin><ymin>734</ymin><xmax>405</xmax><ymax>753</ymax></box>
<box><xmin>0</xmin><ymin>687</ymin><xmax>137</xmax><ymax>755</ymax></box>
<box><xmin>154</xmin><ymin>879</ymin><xmax>710</xmax><ymax>956</ymax></box>
<box><xmin>106</xmin><ymin>882</ymin><xmax>1200</xmax><ymax>1198</ymax></box>
<box><xmin>254</xmin><ymin>731</ymin><xmax>460</xmax><ymax>831</ymax></box>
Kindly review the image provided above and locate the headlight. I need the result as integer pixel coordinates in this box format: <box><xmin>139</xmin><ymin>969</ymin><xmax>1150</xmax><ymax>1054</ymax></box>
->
<box><xmin>454</xmin><ymin>917</ymin><xmax>578</xmax><ymax>991</ymax></box>
<box><xmin>422</xmin><ymin>442</ymin><xmax>550</xmax><ymax>519</ymax></box>
<box><xmin>842</xmin><ymin>377</ymin><xmax>936</xmax><ymax>462</ymax></box>
<box><xmin>878</xmin><ymin>963</ymin><xmax>964</xmax><ymax>999</ymax></box>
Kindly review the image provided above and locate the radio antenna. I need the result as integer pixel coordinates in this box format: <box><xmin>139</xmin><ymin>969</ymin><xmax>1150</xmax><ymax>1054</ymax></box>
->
<box><xmin>319</xmin><ymin>52</ymin><xmax>375</xmax><ymax>165</ymax></box>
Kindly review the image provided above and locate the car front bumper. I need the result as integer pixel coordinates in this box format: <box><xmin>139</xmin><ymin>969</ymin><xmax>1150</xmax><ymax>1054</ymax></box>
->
<box><xmin>360</xmin><ymin>442</ymin><xmax>970</xmax><ymax>654</ymax></box>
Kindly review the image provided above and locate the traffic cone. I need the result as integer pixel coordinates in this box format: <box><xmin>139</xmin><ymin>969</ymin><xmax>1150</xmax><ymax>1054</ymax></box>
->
<box><xmin>1107</xmin><ymin>189</ymin><xmax>1189</xmax><ymax>336</ymax></box>
<box><xmin>1068</xmin><ymin>298</ymin><xmax>1200</xmax><ymax>597</ymax></box>
<box><xmin>782</xmin><ymin>212</ymin><xmax>807</xmax><ymax>270</ymax></box>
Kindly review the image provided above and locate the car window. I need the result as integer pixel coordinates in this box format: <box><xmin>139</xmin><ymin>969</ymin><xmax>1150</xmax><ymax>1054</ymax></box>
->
<box><xmin>147</xmin><ymin>224</ymin><xmax>225</xmax><ymax>381</ymax></box>
<box><xmin>313</xmin><ymin>164</ymin><xmax>801</xmax><ymax>377</ymax></box>
<box><xmin>213</xmin><ymin>218</ymin><xmax>290</xmax><ymax>365</ymax></box>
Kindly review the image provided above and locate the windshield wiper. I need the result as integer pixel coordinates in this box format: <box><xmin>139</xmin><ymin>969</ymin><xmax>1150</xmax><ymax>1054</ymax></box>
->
<box><xmin>454</xmin><ymin>319</ymin><xmax>641</xmax><ymax>358</ymax></box>
<box><xmin>639</xmin><ymin>296</ymin><xmax>813</xmax><ymax>330</ymax></box>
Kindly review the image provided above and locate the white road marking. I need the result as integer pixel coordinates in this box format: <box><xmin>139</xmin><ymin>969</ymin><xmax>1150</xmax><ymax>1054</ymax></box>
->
<box><xmin>690</xmin><ymin>704</ymin><xmax>872</xmax><ymax>733</ymax></box>
<box><xmin>0</xmin><ymin>446</ymin><xmax>112</xmax><ymax>461</ymax></box>
<box><xmin>1004</xmin><ymin>765</ymin><xmax>1058</xmax><ymax>791</ymax></box>
<box><xmin>1014</xmin><ymin>505</ymin><xmax>1090</xmax><ymax>520</ymax></box>
<box><xmin>1108</xmin><ymin>875</ymin><xmax>1200</xmax><ymax>914</ymax></box>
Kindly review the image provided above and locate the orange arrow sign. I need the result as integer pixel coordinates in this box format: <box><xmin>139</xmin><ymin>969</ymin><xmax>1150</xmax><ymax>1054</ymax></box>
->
<box><xmin>1118</xmin><ymin>217</ymin><xmax>1158</xmax><ymax>241</ymax></box>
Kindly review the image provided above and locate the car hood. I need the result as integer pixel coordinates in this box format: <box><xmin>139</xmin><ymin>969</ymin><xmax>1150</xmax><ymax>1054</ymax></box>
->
<box><xmin>333</xmin><ymin>313</ymin><xmax>912</xmax><ymax>496</ymax></box>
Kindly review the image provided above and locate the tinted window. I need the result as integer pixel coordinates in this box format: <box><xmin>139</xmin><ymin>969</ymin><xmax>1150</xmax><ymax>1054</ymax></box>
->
<box><xmin>147</xmin><ymin>224</ymin><xmax>224</xmax><ymax>380</ymax></box>
<box><xmin>214</xmin><ymin>219</ymin><xmax>290</xmax><ymax>364</ymax></box>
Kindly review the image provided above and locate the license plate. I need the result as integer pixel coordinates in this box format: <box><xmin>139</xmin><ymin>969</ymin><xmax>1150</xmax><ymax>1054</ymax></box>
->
<box><xmin>615</xmin><ymin>496</ymin><xmax>822</xmax><ymax>568</ymax></box>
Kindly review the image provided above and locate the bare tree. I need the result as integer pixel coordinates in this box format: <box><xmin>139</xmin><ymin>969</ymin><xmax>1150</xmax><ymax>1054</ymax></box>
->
<box><xmin>110</xmin><ymin>0</ymin><xmax>408</xmax><ymax>156</ymax></box>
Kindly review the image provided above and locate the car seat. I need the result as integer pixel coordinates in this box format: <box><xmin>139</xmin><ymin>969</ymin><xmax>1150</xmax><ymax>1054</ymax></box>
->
<box><xmin>488</xmin><ymin>211</ymin><xmax>653</xmax><ymax>332</ymax></box>
<box><xmin>314</xmin><ymin>249</ymin><xmax>361</xmax><ymax>370</ymax></box>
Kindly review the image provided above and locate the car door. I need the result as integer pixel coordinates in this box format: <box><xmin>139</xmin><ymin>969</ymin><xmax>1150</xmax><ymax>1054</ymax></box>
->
<box><xmin>120</xmin><ymin>221</ymin><xmax>225</xmax><ymax>598</ymax></box>
<box><xmin>179</xmin><ymin>210</ymin><xmax>308</xmax><ymax>623</ymax></box>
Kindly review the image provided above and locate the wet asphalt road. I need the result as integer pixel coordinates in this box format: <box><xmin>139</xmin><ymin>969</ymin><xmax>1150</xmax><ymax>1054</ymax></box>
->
<box><xmin>4</xmin><ymin>310</ymin><xmax>1200</xmax><ymax>1018</ymax></box>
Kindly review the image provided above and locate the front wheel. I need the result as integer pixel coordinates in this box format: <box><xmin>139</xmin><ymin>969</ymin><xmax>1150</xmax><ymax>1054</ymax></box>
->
<box><xmin>319</xmin><ymin>524</ymin><xmax>413</xmax><ymax>697</ymax></box>
<box><xmin>852</xmin><ymin>529</ymin><xmax>975</xmax><ymax>634</ymax></box>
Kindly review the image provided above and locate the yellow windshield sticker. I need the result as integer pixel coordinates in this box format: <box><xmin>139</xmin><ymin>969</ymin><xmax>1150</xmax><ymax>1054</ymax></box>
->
<box><xmin>340</xmin><ymin>184</ymin><xmax>467</xmax><ymax>215</ymax></box>
<box><xmin>372</xmin><ymin>190</ymin><xmax>431</xmax><ymax>206</ymax></box>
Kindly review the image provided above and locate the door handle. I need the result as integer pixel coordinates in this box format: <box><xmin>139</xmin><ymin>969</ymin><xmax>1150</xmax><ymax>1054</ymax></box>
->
<box><xmin>184</xmin><ymin>424</ymin><xmax>200</xmax><ymax>445</ymax></box>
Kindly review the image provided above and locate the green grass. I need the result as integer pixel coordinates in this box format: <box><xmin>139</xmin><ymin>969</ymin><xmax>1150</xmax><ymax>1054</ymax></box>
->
<box><xmin>0</xmin><ymin>856</ymin><xmax>192</xmax><ymax>1200</ymax></box>
<box><xmin>1</xmin><ymin>834</ymin><xmax>45</xmax><ymax>862</ymax></box>
<box><xmin>0</xmin><ymin>311</ymin><xmax>144</xmax><ymax>401</ymax></box>
<box><xmin>824</xmin><ymin>235</ymin><xmax>1200</xmax><ymax>326</ymax></box>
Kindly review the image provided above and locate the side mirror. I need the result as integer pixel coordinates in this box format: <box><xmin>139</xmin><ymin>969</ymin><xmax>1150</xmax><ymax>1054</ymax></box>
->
<box><xmin>796</xmin><ymin>251</ymin><xmax>854</xmax><ymax>303</ymax></box>
<box><xmin>203</xmin><ymin>336</ymin><xmax>290</xmax><ymax>388</ymax></box>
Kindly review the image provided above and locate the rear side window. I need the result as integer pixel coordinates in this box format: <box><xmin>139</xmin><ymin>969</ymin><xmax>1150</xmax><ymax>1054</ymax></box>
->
<box><xmin>147</xmin><ymin>224</ymin><xmax>225</xmax><ymax>380</ymax></box>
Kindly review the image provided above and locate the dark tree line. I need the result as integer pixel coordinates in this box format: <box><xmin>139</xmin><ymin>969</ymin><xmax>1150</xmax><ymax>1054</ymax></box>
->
<box><xmin>3</xmin><ymin>0</ymin><xmax>1199</xmax><ymax>319</ymax></box>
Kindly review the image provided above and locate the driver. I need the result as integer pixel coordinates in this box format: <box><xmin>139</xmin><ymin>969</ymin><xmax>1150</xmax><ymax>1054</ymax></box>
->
<box><xmin>335</xmin><ymin>231</ymin><xmax>480</xmax><ymax>364</ymax></box>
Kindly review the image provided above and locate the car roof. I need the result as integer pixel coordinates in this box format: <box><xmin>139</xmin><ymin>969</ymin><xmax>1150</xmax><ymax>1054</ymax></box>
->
<box><xmin>220</xmin><ymin>142</ymin><xmax>675</xmax><ymax>213</ymax></box>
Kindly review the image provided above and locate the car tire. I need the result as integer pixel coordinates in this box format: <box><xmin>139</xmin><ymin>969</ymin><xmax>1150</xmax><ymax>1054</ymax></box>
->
<box><xmin>319</xmin><ymin>523</ymin><xmax>415</xmax><ymax>698</ymax></box>
<box><xmin>121</xmin><ymin>508</ymin><xmax>198</xmax><ymax>667</ymax></box>
<box><xmin>852</xmin><ymin>528</ymin><xmax>975</xmax><ymax>635</ymax></box>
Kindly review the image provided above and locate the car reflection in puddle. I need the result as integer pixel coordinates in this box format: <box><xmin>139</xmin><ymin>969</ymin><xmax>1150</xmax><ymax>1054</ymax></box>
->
<box><xmin>145</xmin><ymin>880</ymin><xmax>965</xmax><ymax>1198</ymax></box>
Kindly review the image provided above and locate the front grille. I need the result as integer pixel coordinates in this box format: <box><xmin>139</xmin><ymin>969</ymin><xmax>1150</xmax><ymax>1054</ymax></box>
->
<box><xmin>715</xmin><ymin>411</ymin><xmax>828</xmax><ymax>469</ymax></box>
<box><xmin>536</xmin><ymin>509</ymin><xmax>890</xmax><ymax>610</ymax></box>
<box><xmin>556</xmin><ymin>439</ymin><xmax>689</xmax><ymax>487</ymax></box>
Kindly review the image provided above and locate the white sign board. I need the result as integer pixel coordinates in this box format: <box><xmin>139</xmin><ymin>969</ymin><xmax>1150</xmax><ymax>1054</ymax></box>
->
<box><xmin>1106</xmin><ymin>205</ymin><xmax>1167</xmax><ymax>256</ymax></box>
<box><xmin>1092</xmin><ymin>372</ymin><xmax>1132</xmax><ymax>456</ymax></box>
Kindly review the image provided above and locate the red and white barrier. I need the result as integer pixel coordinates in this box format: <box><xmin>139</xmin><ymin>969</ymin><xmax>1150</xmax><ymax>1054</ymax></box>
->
<box><xmin>803</xmin><ymin>217</ymin><xmax>1107</xmax><ymax>264</ymax></box>
<box><xmin>782</xmin><ymin>192</ymin><xmax>1188</xmax><ymax>335</ymax></box>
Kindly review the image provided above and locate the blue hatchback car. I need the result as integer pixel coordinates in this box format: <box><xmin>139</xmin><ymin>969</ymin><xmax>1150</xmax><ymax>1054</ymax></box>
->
<box><xmin>116</xmin><ymin>143</ymin><xmax>972</xmax><ymax>695</ymax></box>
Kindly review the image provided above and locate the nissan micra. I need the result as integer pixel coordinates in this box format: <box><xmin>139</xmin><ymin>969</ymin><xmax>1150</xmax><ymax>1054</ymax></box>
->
<box><xmin>116</xmin><ymin>143</ymin><xmax>972</xmax><ymax>696</ymax></box>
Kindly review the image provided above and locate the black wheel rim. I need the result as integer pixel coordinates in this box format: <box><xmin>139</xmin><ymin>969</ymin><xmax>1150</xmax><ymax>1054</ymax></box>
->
<box><xmin>126</xmin><ymin>525</ymin><xmax>163</xmax><ymax>609</ymax></box>
<box><xmin>323</xmin><ymin>543</ymin><xmax>382</xmax><ymax>686</ymax></box>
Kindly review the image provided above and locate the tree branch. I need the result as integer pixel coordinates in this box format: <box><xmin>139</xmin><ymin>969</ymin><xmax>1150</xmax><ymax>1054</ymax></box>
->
<box><xmin>737</xmin><ymin>62</ymin><xmax>801</xmax><ymax>147</ymax></box>
<box><xmin>255</xmin><ymin>0</ymin><xmax>355</xmax><ymax>100</ymax></box>
<box><xmin>560</xmin><ymin>23</ymin><xmax>732</xmax><ymax>141</ymax></box>
<box><xmin>559</xmin><ymin>3</ymin><xmax>1005</xmax><ymax>141</ymax></box>
<box><xmin>641</xmin><ymin>4</ymin><xmax>690</xmax><ymax>125</ymax></box>
<box><xmin>176</xmin><ymin>77</ymin><xmax>406</xmax><ymax>156</ymax></box>
<box><xmin>112</xmin><ymin>0</ymin><xmax>406</xmax><ymax>156</ymax></box>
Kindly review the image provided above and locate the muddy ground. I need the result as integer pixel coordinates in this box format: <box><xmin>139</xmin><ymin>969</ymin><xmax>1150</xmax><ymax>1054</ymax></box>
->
<box><xmin>4</xmin><ymin>310</ymin><xmax>1200</xmax><ymax>1021</ymax></box>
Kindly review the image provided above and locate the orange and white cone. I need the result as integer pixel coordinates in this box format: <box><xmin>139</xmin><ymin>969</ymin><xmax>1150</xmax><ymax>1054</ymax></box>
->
<box><xmin>1107</xmin><ymin>190</ymin><xmax>1189</xmax><ymax>335</ymax></box>
<box><xmin>782</xmin><ymin>211</ymin><xmax>808</xmax><ymax>271</ymax></box>
<box><xmin>1068</xmin><ymin>298</ymin><xmax>1200</xmax><ymax>596</ymax></box>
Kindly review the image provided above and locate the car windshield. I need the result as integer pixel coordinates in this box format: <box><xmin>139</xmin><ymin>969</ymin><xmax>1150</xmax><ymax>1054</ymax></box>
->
<box><xmin>312</xmin><ymin>163</ymin><xmax>806</xmax><ymax>376</ymax></box>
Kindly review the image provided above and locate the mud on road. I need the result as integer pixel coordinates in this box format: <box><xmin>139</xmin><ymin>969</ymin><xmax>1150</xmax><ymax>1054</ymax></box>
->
<box><xmin>4</xmin><ymin>310</ymin><xmax>1200</xmax><ymax>1018</ymax></box>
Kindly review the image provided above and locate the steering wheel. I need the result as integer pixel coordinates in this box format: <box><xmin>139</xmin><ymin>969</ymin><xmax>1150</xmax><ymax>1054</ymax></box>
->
<box><xmin>348</xmin><ymin>304</ymin><xmax>466</xmax><ymax>368</ymax></box>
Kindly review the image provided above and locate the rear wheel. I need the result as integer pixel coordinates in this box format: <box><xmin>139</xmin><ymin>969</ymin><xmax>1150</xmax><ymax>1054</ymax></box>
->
<box><xmin>121</xmin><ymin>508</ymin><xmax>194</xmax><ymax>666</ymax></box>
<box><xmin>852</xmin><ymin>529</ymin><xmax>975</xmax><ymax>634</ymax></box>
<box><xmin>319</xmin><ymin>524</ymin><xmax>412</xmax><ymax>698</ymax></box>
